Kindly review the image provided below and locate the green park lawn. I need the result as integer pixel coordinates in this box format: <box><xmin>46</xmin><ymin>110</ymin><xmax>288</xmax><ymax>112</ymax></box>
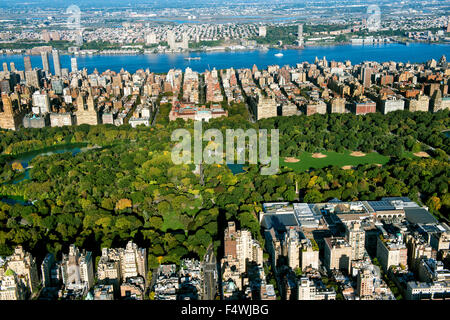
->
<box><xmin>281</xmin><ymin>151</ymin><xmax>390</xmax><ymax>172</ymax></box>
<box><xmin>161</xmin><ymin>210</ymin><xmax>186</xmax><ymax>232</ymax></box>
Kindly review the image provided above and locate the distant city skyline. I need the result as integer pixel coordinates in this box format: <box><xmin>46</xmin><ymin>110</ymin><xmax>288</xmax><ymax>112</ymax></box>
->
<box><xmin>1</xmin><ymin>0</ymin><xmax>446</xmax><ymax>8</ymax></box>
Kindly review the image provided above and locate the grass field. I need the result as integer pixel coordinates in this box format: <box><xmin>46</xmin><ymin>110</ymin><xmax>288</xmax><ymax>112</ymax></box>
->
<box><xmin>162</xmin><ymin>210</ymin><xmax>185</xmax><ymax>232</ymax></box>
<box><xmin>281</xmin><ymin>151</ymin><xmax>390</xmax><ymax>172</ymax></box>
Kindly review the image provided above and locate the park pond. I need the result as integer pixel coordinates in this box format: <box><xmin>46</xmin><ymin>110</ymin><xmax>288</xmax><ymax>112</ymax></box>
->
<box><xmin>226</xmin><ymin>163</ymin><xmax>246</xmax><ymax>175</ymax></box>
<box><xmin>0</xmin><ymin>143</ymin><xmax>99</xmax><ymax>205</ymax></box>
<box><xmin>0</xmin><ymin>143</ymin><xmax>246</xmax><ymax>205</ymax></box>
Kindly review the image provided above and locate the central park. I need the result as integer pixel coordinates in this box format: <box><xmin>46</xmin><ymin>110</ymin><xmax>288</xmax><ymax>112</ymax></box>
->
<box><xmin>280</xmin><ymin>150</ymin><xmax>431</xmax><ymax>172</ymax></box>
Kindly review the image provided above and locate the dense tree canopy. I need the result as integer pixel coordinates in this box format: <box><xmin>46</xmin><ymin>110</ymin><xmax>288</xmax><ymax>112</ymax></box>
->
<box><xmin>0</xmin><ymin>109</ymin><xmax>448</xmax><ymax>264</ymax></box>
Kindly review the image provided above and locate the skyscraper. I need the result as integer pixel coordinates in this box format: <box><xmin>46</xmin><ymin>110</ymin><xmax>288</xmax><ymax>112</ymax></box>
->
<box><xmin>298</xmin><ymin>24</ymin><xmax>304</xmax><ymax>47</ymax></box>
<box><xmin>167</xmin><ymin>30</ymin><xmax>176</xmax><ymax>50</ymax></box>
<box><xmin>9</xmin><ymin>62</ymin><xmax>15</xmax><ymax>72</ymax></box>
<box><xmin>2</xmin><ymin>62</ymin><xmax>8</xmax><ymax>73</ymax></box>
<box><xmin>41</xmin><ymin>51</ymin><xmax>50</xmax><ymax>74</ymax></box>
<box><xmin>25</xmin><ymin>70</ymin><xmax>41</xmax><ymax>89</ymax></box>
<box><xmin>23</xmin><ymin>56</ymin><xmax>32</xmax><ymax>72</ymax></box>
<box><xmin>362</xmin><ymin>66</ymin><xmax>372</xmax><ymax>88</ymax></box>
<box><xmin>71</xmin><ymin>57</ymin><xmax>78</xmax><ymax>73</ymax></box>
<box><xmin>52</xmin><ymin>49</ymin><xmax>61</xmax><ymax>76</ymax></box>
<box><xmin>182</xmin><ymin>33</ymin><xmax>189</xmax><ymax>49</ymax></box>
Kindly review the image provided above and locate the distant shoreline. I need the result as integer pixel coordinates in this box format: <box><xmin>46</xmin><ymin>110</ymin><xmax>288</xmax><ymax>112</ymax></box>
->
<box><xmin>1</xmin><ymin>43</ymin><xmax>448</xmax><ymax>74</ymax></box>
<box><xmin>0</xmin><ymin>41</ymin><xmax>448</xmax><ymax>56</ymax></box>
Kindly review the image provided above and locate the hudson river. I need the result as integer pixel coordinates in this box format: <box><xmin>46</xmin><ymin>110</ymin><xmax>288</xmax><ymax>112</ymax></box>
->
<box><xmin>1</xmin><ymin>43</ymin><xmax>449</xmax><ymax>74</ymax></box>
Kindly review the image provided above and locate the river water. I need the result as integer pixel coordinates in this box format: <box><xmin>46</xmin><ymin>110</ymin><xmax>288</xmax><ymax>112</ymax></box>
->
<box><xmin>1</xmin><ymin>43</ymin><xmax>448</xmax><ymax>74</ymax></box>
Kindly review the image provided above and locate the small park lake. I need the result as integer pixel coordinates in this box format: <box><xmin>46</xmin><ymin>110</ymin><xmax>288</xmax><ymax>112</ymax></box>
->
<box><xmin>1</xmin><ymin>143</ymin><xmax>96</xmax><ymax>204</ymax></box>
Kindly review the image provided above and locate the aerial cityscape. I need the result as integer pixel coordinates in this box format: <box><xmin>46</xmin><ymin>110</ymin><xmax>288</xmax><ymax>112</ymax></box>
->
<box><xmin>0</xmin><ymin>0</ymin><xmax>449</xmax><ymax>307</ymax></box>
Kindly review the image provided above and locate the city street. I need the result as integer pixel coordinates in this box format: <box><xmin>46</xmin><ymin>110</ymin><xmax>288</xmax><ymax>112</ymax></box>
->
<box><xmin>202</xmin><ymin>244</ymin><xmax>218</xmax><ymax>300</ymax></box>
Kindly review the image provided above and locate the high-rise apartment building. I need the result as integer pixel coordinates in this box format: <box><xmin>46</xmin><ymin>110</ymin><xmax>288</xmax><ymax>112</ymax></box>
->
<box><xmin>345</xmin><ymin>221</ymin><xmax>366</xmax><ymax>261</ymax></box>
<box><xmin>351</xmin><ymin>99</ymin><xmax>377</xmax><ymax>115</ymax></box>
<box><xmin>0</xmin><ymin>93</ymin><xmax>22</xmax><ymax>130</ymax></box>
<box><xmin>380</xmin><ymin>95</ymin><xmax>405</xmax><ymax>114</ymax></box>
<box><xmin>41</xmin><ymin>51</ymin><xmax>50</xmax><ymax>74</ymax></box>
<box><xmin>305</xmin><ymin>100</ymin><xmax>327</xmax><ymax>115</ymax></box>
<box><xmin>166</xmin><ymin>30</ymin><xmax>188</xmax><ymax>50</ymax></box>
<box><xmin>376</xmin><ymin>236</ymin><xmax>408</xmax><ymax>271</ymax></box>
<box><xmin>408</xmin><ymin>95</ymin><xmax>430</xmax><ymax>112</ymax></box>
<box><xmin>297</xmin><ymin>24</ymin><xmax>304</xmax><ymax>46</ymax></box>
<box><xmin>330</xmin><ymin>97</ymin><xmax>347</xmax><ymax>113</ymax></box>
<box><xmin>300</xmin><ymin>242</ymin><xmax>320</xmax><ymax>271</ymax></box>
<box><xmin>75</xmin><ymin>91</ymin><xmax>99</xmax><ymax>125</ymax></box>
<box><xmin>4</xmin><ymin>246</ymin><xmax>39</xmax><ymax>296</ymax></box>
<box><xmin>41</xmin><ymin>253</ymin><xmax>56</xmax><ymax>288</ymax></box>
<box><xmin>32</xmin><ymin>91</ymin><xmax>50</xmax><ymax>114</ymax></box>
<box><xmin>286</xmin><ymin>227</ymin><xmax>319</xmax><ymax>271</ymax></box>
<box><xmin>120</xmin><ymin>241</ymin><xmax>148</xmax><ymax>282</ymax></box>
<box><xmin>406</xmin><ymin>234</ymin><xmax>433</xmax><ymax>272</ymax></box>
<box><xmin>97</xmin><ymin>249</ymin><xmax>121</xmax><ymax>291</ymax></box>
<box><xmin>52</xmin><ymin>49</ymin><xmax>61</xmax><ymax>76</ymax></box>
<box><xmin>0</xmin><ymin>269</ymin><xmax>23</xmax><ymax>300</ymax></box>
<box><xmin>61</xmin><ymin>244</ymin><xmax>94</xmax><ymax>292</ymax></box>
<box><xmin>75</xmin><ymin>30</ymin><xmax>84</xmax><ymax>46</ymax></box>
<box><xmin>181</xmin><ymin>33</ymin><xmax>189</xmax><ymax>50</ymax></box>
<box><xmin>357</xmin><ymin>268</ymin><xmax>374</xmax><ymax>298</ymax></box>
<box><xmin>324</xmin><ymin>237</ymin><xmax>352</xmax><ymax>274</ymax></box>
<box><xmin>97</xmin><ymin>241</ymin><xmax>147</xmax><ymax>293</ymax></box>
<box><xmin>167</xmin><ymin>30</ymin><xmax>176</xmax><ymax>50</ymax></box>
<box><xmin>71</xmin><ymin>58</ymin><xmax>78</xmax><ymax>73</ymax></box>
<box><xmin>287</xmin><ymin>228</ymin><xmax>300</xmax><ymax>270</ymax></box>
<box><xmin>223</xmin><ymin>222</ymin><xmax>263</xmax><ymax>274</ymax></box>
<box><xmin>256</xmin><ymin>93</ymin><xmax>277</xmax><ymax>120</ymax></box>
<box><xmin>145</xmin><ymin>32</ymin><xmax>157</xmax><ymax>45</ymax></box>
<box><xmin>361</xmin><ymin>66</ymin><xmax>372</xmax><ymax>88</ymax></box>
<box><xmin>25</xmin><ymin>69</ymin><xmax>41</xmax><ymax>89</ymax></box>
<box><xmin>23</xmin><ymin>56</ymin><xmax>32</xmax><ymax>72</ymax></box>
